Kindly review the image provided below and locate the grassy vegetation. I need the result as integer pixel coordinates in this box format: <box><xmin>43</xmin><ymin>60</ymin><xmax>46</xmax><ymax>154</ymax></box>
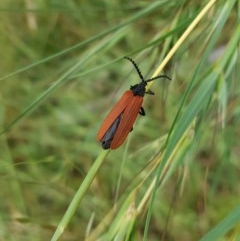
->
<box><xmin>0</xmin><ymin>0</ymin><xmax>240</xmax><ymax>240</ymax></box>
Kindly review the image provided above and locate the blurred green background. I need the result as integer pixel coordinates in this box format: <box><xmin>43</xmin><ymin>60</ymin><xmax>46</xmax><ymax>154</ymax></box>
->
<box><xmin>0</xmin><ymin>0</ymin><xmax>240</xmax><ymax>240</ymax></box>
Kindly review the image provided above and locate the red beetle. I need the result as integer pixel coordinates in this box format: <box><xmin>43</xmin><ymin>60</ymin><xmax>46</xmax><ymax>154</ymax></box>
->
<box><xmin>97</xmin><ymin>57</ymin><xmax>170</xmax><ymax>149</ymax></box>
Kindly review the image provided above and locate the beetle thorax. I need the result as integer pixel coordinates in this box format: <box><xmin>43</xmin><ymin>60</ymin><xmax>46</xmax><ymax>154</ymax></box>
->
<box><xmin>130</xmin><ymin>81</ymin><xmax>146</xmax><ymax>97</ymax></box>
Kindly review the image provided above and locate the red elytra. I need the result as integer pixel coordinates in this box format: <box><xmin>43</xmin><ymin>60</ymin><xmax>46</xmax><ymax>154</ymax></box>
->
<box><xmin>97</xmin><ymin>57</ymin><xmax>170</xmax><ymax>150</ymax></box>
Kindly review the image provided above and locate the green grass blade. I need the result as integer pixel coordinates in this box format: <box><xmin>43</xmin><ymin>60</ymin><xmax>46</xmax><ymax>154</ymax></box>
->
<box><xmin>198</xmin><ymin>206</ymin><xmax>240</xmax><ymax>241</ymax></box>
<box><xmin>0</xmin><ymin>32</ymin><xmax>122</xmax><ymax>134</ymax></box>
<box><xmin>51</xmin><ymin>150</ymin><xmax>109</xmax><ymax>241</ymax></box>
<box><xmin>143</xmin><ymin>0</ymin><xmax>238</xmax><ymax>239</ymax></box>
<box><xmin>0</xmin><ymin>1</ymin><xmax>168</xmax><ymax>82</ymax></box>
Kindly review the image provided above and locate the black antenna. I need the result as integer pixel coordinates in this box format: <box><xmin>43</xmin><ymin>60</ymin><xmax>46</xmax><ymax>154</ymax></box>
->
<box><xmin>124</xmin><ymin>57</ymin><xmax>145</xmax><ymax>82</ymax></box>
<box><xmin>145</xmin><ymin>75</ymin><xmax>171</xmax><ymax>82</ymax></box>
<box><xmin>124</xmin><ymin>57</ymin><xmax>171</xmax><ymax>82</ymax></box>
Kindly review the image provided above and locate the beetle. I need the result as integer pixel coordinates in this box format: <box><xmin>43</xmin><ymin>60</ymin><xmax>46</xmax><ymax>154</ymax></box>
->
<box><xmin>97</xmin><ymin>57</ymin><xmax>171</xmax><ymax>149</ymax></box>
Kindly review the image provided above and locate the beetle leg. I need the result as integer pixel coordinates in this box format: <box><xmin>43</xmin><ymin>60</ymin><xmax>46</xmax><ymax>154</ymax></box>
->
<box><xmin>139</xmin><ymin>107</ymin><xmax>145</xmax><ymax>116</ymax></box>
